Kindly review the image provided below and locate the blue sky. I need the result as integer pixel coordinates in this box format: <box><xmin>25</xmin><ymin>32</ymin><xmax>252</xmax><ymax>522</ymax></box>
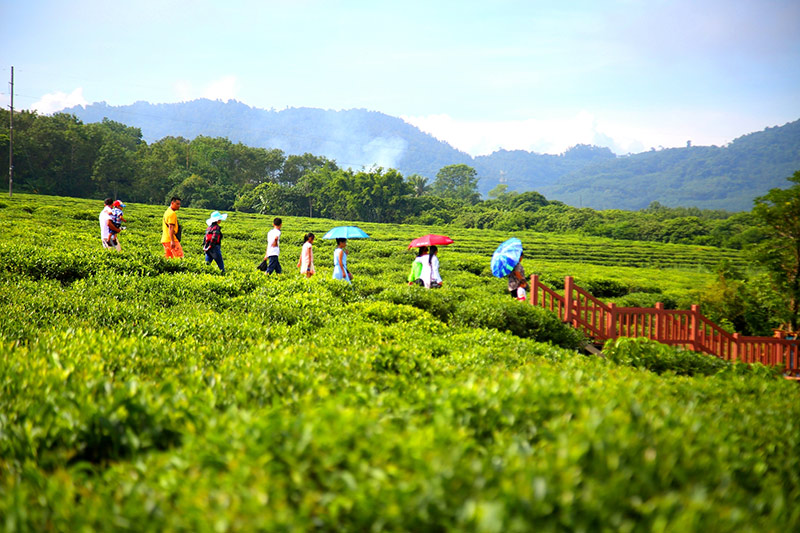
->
<box><xmin>2</xmin><ymin>0</ymin><xmax>798</xmax><ymax>155</ymax></box>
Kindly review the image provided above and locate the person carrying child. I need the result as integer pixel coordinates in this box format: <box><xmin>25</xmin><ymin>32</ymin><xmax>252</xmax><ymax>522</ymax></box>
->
<box><xmin>99</xmin><ymin>198</ymin><xmax>121</xmax><ymax>251</ymax></box>
<box><xmin>203</xmin><ymin>210</ymin><xmax>227</xmax><ymax>273</ymax></box>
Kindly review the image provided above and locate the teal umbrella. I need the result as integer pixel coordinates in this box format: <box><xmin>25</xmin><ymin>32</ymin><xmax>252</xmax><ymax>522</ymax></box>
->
<box><xmin>322</xmin><ymin>226</ymin><xmax>369</xmax><ymax>239</ymax></box>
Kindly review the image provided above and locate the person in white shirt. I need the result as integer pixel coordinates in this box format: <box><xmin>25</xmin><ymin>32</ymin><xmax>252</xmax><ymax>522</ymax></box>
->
<box><xmin>264</xmin><ymin>217</ymin><xmax>283</xmax><ymax>274</ymax></box>
<box><xmin>99</xmin><ymin>198</ymin><xmax>121</xmax><ymax>251</ymax></box>
<box><xmin>419</xmin><ymin>245</ymin><xmax>443</xmax><ymax>289</ymax></box>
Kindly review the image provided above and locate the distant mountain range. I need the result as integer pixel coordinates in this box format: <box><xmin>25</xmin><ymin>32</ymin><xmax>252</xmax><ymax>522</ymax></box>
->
<box><xmin>63</xmin><ymin>99</ymin><xmax>800</xmax><ymax>211</ymax></box>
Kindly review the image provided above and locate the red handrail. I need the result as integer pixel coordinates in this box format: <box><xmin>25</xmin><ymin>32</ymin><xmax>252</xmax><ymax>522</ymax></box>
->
<box><xmin>530</xmin><ymin>275</ymin><xmax>800</xmax><ymax>376</ymax></box>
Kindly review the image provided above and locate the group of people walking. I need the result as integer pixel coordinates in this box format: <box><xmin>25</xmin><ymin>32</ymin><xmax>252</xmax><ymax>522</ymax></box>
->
<box><xmin>99</xmin><ymin>197</ymin><xmax>526</xmax><ymax>295</ymax></box>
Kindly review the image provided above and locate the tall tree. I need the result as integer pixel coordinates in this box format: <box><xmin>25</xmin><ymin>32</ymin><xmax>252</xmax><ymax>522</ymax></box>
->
<box><xmin>752</xmin><ymin>170</ymin><xmax>800</xmax><ymax>330</ymax></box>
<box><xmin>92</xmin><ymin>140</ymin><xmax>135</xmax><ymax>199</ymax></box>
<box><xmin>406</xmin><ymin>174</ymin><xmax>430</xmax><ymax>197</ymax></box>
<box><xmin>281</xmin><ymin>153</ymin><xmax>337</xmax><ymax>185</ymax></box>
<box><xmin>432</xmin><ymin>164</ymin><xmax>480</xmax><ymax>204</ymax></box>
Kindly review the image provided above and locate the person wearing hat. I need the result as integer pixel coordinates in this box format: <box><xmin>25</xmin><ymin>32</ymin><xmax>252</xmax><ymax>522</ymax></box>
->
<box><xmin>203</xmin><ymin>211</ymin><xmax>227</xmax><ymax>273</ymax></box>
<box><xmin>107</xmin><ymin>200</ymin><xmax>127</xmax><ymax>249</ymax></box>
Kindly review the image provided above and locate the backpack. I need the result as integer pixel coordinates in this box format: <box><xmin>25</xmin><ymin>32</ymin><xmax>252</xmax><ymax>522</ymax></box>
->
<box><xmin>407</xmin><ymin>260</ymin><xmax>423</xmax><ymax>283</ymax></box>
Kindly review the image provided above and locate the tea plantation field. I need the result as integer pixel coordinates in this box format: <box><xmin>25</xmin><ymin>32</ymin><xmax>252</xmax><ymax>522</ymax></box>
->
<box><xmin>1</xmin><ymin>194</ymin><xmax>798</xmax><ymax>531</ymax></box>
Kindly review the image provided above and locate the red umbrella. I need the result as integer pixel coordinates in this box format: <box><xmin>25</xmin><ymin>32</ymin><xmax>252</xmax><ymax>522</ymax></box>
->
<box><xmin>408</xmin><ymin>234</ymin><xmax>454</xmax><ymax>249</ymax></box>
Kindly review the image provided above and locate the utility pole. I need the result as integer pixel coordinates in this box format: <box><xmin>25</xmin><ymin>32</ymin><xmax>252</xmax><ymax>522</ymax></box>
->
<box><xmin>8</xmin><ymin>66</ymin><xmax>13</xmax><ymax>198</ymax></box>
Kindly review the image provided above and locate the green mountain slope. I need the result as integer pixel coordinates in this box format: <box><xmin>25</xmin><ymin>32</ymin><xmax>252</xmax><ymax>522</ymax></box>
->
<box><xmin>538</xmin><ymin>120</ymin><xmax>800</xmax><ymax>210</ymax></box>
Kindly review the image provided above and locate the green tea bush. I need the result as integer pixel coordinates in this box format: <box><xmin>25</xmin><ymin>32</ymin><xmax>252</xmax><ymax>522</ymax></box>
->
<box><xmin>1</xmin><ymin>193</ymin><xmax>798</xmax><ymax>532</ymax></box>
<box><xmin>615</xmin><ymin>291</ymin><xmax>678</xmax><ymax>309</ymax></box>
<box><xmin>452</xmin><ymin>295</ymin><xmax>586</xmax><ymax>349</ymax></box>
<box><xmin>375</xmin><ymin>285</ymin><xmax>460</xmax><ymax>322</ymax></box>
<box><xmin>603</xmin><ymin>337</ymin><xmax>782</xmax><ymax>378</ymax></box>
<box><xmin>581</xmin><ymin>277</ymin><xmax>629</xmax><ymax>297</ymax></box>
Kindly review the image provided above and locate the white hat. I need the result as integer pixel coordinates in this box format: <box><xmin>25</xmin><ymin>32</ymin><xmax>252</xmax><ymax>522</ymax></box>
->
<box><xmin>206</xmin><ymin>211</ymin><xmax>228</xmax><ymax>226</ymax></box>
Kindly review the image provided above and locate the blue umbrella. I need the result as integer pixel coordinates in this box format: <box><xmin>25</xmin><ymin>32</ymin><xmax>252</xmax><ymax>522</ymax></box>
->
<box><xmin>491</xmin><ymin>238</ymin><xmax>523</xmax><ymax>278</ymax></box>
<box><xmin>322</xmin><ymin>226</ymin><xmax>370</xmax><ymax>239</ymax></box>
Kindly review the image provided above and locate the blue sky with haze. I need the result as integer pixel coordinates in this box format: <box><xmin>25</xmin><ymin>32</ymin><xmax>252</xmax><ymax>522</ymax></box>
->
<box><xmin>2</xmin><ymin>0</ymin><xmax>798</xmax><ymax>155</ymax></box>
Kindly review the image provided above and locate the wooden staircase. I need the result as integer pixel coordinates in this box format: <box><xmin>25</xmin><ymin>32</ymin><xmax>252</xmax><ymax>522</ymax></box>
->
<box><xmin>530</xmin><ymin>275</ymin><xmax>800</xmax><ymax>377</ymax></box>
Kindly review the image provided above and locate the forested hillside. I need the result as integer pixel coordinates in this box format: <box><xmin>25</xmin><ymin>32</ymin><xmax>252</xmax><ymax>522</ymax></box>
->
<box><xmin>539</xmin><ymin>120</ymin><xmax>800</xmax><ymax>211</ymax></box>
<box><xmin>62</xmin><ymin>100</ymin><xmax>475</xmax><ymax>180</ymax></box>
<box><xmin>59</xmin><ymin>100</ymin><xmax>800</xmax><ymax>210</ymax></box>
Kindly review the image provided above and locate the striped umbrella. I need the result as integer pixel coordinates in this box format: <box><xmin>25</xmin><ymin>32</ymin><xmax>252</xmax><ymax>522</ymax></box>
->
<box><xmin>491</xmin><ymin>238</ymin><xmax>523</xmax><ymax>278</ymax></box>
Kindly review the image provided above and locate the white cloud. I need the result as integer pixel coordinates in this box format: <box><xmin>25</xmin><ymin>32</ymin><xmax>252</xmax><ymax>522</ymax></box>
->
<box><xmin>173</xmin><ymin>76</ymin><xmax>239</xmax><ymax>102</ymax></box>
<box><xmin>30</xmin><ymin>88</ymin><xmax>88</xmax><ymax>114</ymax></box>
<box><xmin>203</xmin><ymin>75</ymin><xmax>238</xmax><ymax>101</ymax></box>
<box><xmin>401</xmin><ymin>111</ymin><xmax>743</xmax><ymax>156</ymax></box>
<box><xmin>402</xmin><ymin>112</ymin><xmax>621</xmax><ymax>156</ymax></box>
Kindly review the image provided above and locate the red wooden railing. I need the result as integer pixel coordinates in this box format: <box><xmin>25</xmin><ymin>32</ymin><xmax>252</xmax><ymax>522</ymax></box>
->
<box><xmin>530</xmin><ymin>275</ymin><xmax>800</xmax><ymax>377</ymax></box>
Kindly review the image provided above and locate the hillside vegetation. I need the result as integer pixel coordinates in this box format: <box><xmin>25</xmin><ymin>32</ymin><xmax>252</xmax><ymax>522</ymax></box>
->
<box><xmin>1</xmin><ymin>194</ymin><xmax>798</xmax><ymax>531</ymax></box>
<box><xmin>0</xmin><ymin>108</ymin><xmax>779</xmax><ymax>251</ymax></box>
<box><xmin>56</xmin><ymin>99</ymin><xmax>800</xmax><ymax>210</ymax></box>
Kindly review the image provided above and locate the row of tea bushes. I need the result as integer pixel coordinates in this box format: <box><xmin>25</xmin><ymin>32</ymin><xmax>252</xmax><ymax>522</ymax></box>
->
<box><xmin>3</xmin><ymin>327</ymin><xmax>798</xmax><ymax>530</ymax></box>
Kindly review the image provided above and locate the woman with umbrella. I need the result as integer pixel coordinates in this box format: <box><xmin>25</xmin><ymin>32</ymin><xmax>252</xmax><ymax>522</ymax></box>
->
<box><xmin>323</xmin><ymin>226</ymin><xmax>368</xmax><ymax>283</ymax></box>
<box><xmin>332</xmin><ymin>238</ymin><xmax>352</xmax><ymax>282</ymax></box>
<box><xmin>420</xmin><ymin>245</ymin><xmax>443</xmax><ymax>289</ymax></box>
<box><xmin>407</xmin><ymin>234</ymin><xmax>453</xmax><ymax>289</ymax></box>
<box><xmin>491</xmin><ymin>238</ymin><xmax>527</xmax><ymax>301</ymax></box>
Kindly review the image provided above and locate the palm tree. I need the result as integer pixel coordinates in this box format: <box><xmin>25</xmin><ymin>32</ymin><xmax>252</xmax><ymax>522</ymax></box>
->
<box><xmin>406</xmin><ymin>174</ymin><xmax>430</xmax><ymax>197</ymax></box>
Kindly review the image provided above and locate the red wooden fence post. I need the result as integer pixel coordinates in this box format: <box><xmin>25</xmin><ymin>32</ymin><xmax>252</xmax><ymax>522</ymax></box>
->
<box><xmin>564</xmin><ymin>276</ymin><xmax>574</xmax><ymax>324</ymax></box>
<box><xmin>531</xmin><ymin>274</ymin><xmax>538</xmax><ymax>306</ymax></box>
<box><xmin>732</xmin><ymin>332</ymin><xmax>740</xmax><ymax>362</ymax></box>
<box><xmin>607</xmin><ymin>302</ymin><xmax>617</xmax><ymax>340</ymax></box>
<box><xmin>654</xmin><ymin>302</ymin><xmax>665</xmax><ymax>342</ymax></box>
<box><xmin>690</xmin><ymin>304</ymin><xmax>700</xmax><ymax>352</ymax></box>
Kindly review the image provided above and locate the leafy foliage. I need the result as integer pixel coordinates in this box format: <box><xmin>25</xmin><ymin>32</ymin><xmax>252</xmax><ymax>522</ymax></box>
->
<box><xmin>751</xmin><ymin>170</ymin><xmax>800</xmax><ymax>329</ymax></box>
<box><xmin>605</xmin><ymin>337</ymin><xmax>750</xmax><ymax>376</ymax></box>
<box><xmin>0</xmin><ymin>194</ymin><xmax>798</xmax><ymax>530</ymax></box>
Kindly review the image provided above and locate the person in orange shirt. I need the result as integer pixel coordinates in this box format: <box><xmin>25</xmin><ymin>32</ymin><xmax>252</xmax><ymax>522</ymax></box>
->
<box><xmin>161</xmin><ymin>196</ymin><xmax>183</xmax><ymax>258</ymax></box>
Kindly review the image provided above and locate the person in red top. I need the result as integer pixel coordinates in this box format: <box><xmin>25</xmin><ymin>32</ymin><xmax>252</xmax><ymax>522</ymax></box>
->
<box><xmin>203</xmin><ymin>211</ymin><xmax>227</xmax><ymax>273</ymax></box>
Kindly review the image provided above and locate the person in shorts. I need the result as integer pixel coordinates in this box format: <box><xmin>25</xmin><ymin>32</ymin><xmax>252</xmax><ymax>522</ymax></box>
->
<box><xmin>161</xmin><ymin>197</ymin><xmax>183</xmax><ymax>258</ymax></box>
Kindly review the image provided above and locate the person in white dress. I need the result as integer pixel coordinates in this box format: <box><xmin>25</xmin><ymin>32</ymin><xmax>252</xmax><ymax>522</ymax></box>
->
<box><xmin>297</xmin><ymin>233</ymin><xmax>315</xmax><ymax>278</ymax></box>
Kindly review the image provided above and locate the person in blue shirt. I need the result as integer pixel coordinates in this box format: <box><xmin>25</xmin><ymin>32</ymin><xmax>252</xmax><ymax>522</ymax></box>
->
<box><xmin>332</xmin><ymin>238</ymin><xmax>352</xmax><ymax>283</ymax></box>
